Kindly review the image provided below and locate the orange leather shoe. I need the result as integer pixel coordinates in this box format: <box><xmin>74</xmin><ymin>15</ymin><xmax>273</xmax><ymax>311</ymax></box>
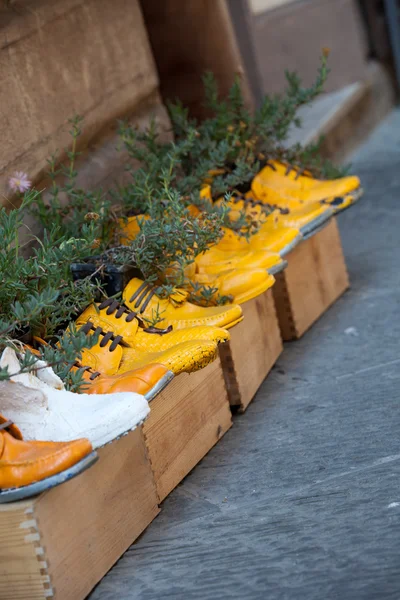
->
<box><xmin>80</xmin><ymin>363</ymin><xmax>174</xmax><ymax>401</ymax></box>
<box><xmin>0</xmin><ymin>416</ymin><xmax>96</xmax><ymax>503</ymax></box>
<box><xmin>30</xmin><ymin>337</ymin><xmax>174</xmax><ymax>401</ymax></box>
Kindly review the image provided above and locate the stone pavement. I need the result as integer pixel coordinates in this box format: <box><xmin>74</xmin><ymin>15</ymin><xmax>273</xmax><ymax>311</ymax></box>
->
<box><xmin>90</xmin><ymin>110</ymin><xmax>400</xmax><ymax>600</ymax></box>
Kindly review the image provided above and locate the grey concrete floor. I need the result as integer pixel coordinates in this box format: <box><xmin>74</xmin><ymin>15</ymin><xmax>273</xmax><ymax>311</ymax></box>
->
<box><xmin>90</xmin><ymin>110</ymin><xmax>400</xmax><ymax>600</ymax></box>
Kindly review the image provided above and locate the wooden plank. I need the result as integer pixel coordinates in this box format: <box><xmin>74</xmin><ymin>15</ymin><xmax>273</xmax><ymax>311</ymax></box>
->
<box><xmin>0</xmin><ymin>426</ymin><xmax>159</xmax><ymax>600</ymax></box>
<box><xmin>143</xmin><ymin>357</ymin><xmax>232</xmax><ymax>502</ymax></box>
<box><xmin>219</xmin><ymin>288</ymin><xmax>283</xmax><ymax>412</ymax></box>
<box><xmin>0</xmin><ymin>0</ymin><xmax>159</xmax><ymax>199</ymax></box>
<box><xmin>140</xmin><ymin>0</ymin><xmax>254</xmax><ymax>118</ymax></box>
<box><xmin>0</xmin><ymin>502</ymin><xmax>49</xmax><ymax>600</ymax></box>
<box><xmin>272</xmin><ymin>218</ymin><xmax>349</xmax><ymax>340</ymax></box>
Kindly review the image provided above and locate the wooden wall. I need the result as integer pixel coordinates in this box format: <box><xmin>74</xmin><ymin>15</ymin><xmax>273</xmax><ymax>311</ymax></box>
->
<box><xmin>0</xmin><ymin>0</ymin><xmax>170</xmax><ymax>204</ymax></box>
<box><xmin>140</xmin><ymin>0</ymin><xmax>254</xmax><ymax>119</ymax></box>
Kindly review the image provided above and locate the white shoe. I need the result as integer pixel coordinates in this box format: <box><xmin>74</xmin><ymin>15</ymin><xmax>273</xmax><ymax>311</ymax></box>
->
<box><xmin>0</xmin><ymin>348</ymin><xmax>150</xmax><ymax>449</ymax></box>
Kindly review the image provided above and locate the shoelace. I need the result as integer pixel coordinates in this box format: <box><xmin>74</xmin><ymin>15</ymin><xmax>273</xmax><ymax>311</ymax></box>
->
<box><xmin>231</xmin><ymin>194</ymin><xmax>289</xmax><ymax>215</ymax></box>
<box><xmin>283</xmin><ymin>164</ymin><xmax>313</xmax><ymax>180</ymax></box>
<box><xmin>80</xmin><ymin>321</ymin><xmax>125</xmax><ymax>352</ymax></box>
<box><xmin>98</xmin><ymin>298</ymin><xmax>172</xmax><ymax>335</ymax></box>
<box><xmin>128</xmin><ymin>282</ymin><xmax>158</xmax><ymax>313</ymax></box>
<box><xmin>77</xmin><ymin>365</ymin><xmax>101</xmax><ymax>381</ymax></box>
<box><xmin>0</xmin><ymin>420</ymin><xmax>14</xmax><ymax>433</ymax></box>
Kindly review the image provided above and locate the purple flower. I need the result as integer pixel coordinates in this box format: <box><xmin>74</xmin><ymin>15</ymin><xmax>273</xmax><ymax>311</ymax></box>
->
<box><xmin>9</xmin><ymin>171</ymin><xmax>31</xmax><ymax>193</ymax></box>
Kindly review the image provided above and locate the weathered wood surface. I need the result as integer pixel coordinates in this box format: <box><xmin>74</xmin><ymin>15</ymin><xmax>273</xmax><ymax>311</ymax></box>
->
<box><xmin>0</xmin><ymin>0</ymin><xmax>160</xmax><ymax>201</ymax></box>
<box><xmin>140</xmin><ymin>0</ymin><xmax>254</xmax><ymax>118</ymax></box>
<box><xmin>0</xmin><ymin>427</ymin><xmax>159</xmax><ymax>600</ymax></box>
<box><xmin>143</xmin><ymin>357</ymin><xmax>232</xmax><ymax>502</ymax></box>
<box><xmin>219</xmin><ymin>288</ymin><xmax>283</xmax><ymax>412</ymax></box>
<box><xmin>273</xmin><ymin>218</ymin><xmax>349</xmax><ymax>340</ymax></box>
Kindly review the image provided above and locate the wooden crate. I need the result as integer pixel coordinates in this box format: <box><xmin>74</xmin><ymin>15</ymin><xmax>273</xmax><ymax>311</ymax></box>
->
<box><xmin>219</xmin><ymin>288</ymin><xmax>283</xmax><ymax>412</ymax></box>
<box><xmin>272</xmin><ymin>218</ymin><xmax>349</xmax><ymax>340</ymax></box>
<box><xmin>0</xmin><ymin>427</ymin><xmax>159</xmax><ymax>600</ymax></box>
<box><xmin>143</xmin><ymin>357</ymin><xmax>232</xmax><ymax>502</ymax></box>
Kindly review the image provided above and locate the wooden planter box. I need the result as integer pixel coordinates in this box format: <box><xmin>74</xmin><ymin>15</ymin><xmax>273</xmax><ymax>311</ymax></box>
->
<box><xmin>272</xmin><ymin>218</ymin><xmax>349</xmax><ymax>340</ymax></box>
<box><xmin>143</xmin><ymin>356</ymin><xmax>232</xmax><ymax>502</ymax></box>
<box><xmin>0</xmin><ymin>427</ymin><xmax>159</xmax><ymax>600</ymax></box>
<box><xmin>219</xmin><ymin>288</ymin><xmax>283</xmax><ymax>413</ymax></box>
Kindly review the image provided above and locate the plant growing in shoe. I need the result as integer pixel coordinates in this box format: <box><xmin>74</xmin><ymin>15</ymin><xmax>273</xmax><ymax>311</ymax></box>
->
<box><xmin>0</xmin><ymin>196</ymin><xmax>103</xmax><ymax>389</ymax></box>
<box><xmin>109</xmin><ymin>170</ymin><xmax>235</xmax><ymax>306</ymax></box>
<box><xmin>0</xmin><ymin>199</ymin><xmax>99</xmax><ymax>337</ymax></box>
<box><xmin>118</xmin><ymin>119</ymin><xmax>258</xmax><ymax>240</ymax></box>
<box><xmin>168</xmin><ymin>51</ymin><xmax>348</xmax><ymax>200</ymax></box>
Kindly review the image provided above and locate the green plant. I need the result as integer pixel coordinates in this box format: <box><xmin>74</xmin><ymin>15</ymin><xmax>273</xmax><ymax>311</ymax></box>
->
<box><xmin>0</xmin><ymin>192</ymin><xmax>102</xmax><ymax>389</ymax></box>
<box><xmin>109</xmin><ymin>168</ymin><xmax>225</xmax><ymax>289</ymax></box>
<box><xmin>118</xmin><ymin>120</ymin><xmax>259</xmax><ymax>239</ymax></box>
<box><xmin>168</xmin><ymin>52</ymin><xmax>348</xmax><ymax>198</ymax></box>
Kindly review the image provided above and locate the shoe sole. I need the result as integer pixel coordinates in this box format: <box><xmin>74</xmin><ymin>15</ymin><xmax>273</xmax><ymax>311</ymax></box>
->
<box><xmin>0</xmin><ymin>451</ymin><xmax>98</xmax><ymax>504</ymax></box>
<box><xmin>267</xmin><ymin>260</ymin><xmax>288</xmax><ymax>276</ymax></box>
<box><xmin>298</xmin><ymin>209</ymin><xmax>334</xmax><ymax>238</ymax></box>
<box><xmin>327</xmin><ymin>186</ymin><xmax>364</xmax><ymax>215</ymax></box>
<box><xmin>279</xmin><ymin>233</ymin><xmax>303</xmax><ymax>258</ymax></box>
<box><xmin>95</xmin><ymin>403</ymin><xmax>151</xmax><ymax>449</ymax></box>
<box><xmin>224</xmin><ymin>315</ymin><xmax>244</xmax><ymax>330</ymax></box>
<box><xmin>234</xmin><ymin>276</ymin><xmax>276</xmax><ymax>305</ymax></box>
<box><xmin>145</xmin><ymin>370</ymin><xmax>175</xmax><ymax>402</ymax></box>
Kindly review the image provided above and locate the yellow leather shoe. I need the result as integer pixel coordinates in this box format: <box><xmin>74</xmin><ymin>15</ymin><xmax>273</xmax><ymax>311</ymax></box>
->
<box><xmin>123</xmin><ymin>278</ymin><xmax>243</xmax><ymax>330</ymax></box>
<box><xmin>191</xmin><ymin>268</ymin><xmax>275</xmax><ymax>305</ymax></box>
<box><xmin>252</xmin><ymin>161</ymin><xmax>362</xmax><ymax>213</ymax></box>
<box><xmin>246</xmin><ymin>184</ymin><xmax>333</xmax><ymax>238</ymax></box>
<box><xmin>274</xmin><ymin>204</ymin><xmax>333</xmax><ymax>238</ymax></box>
<box><xmin>117</xmin><ymin>211</ymin><xmax>284</xmax><ymax>273</ymax></box>
<box><xmin>76</xmin><ymin>299</ymin><xmax>231</xmax><ymax>347</ymax></box>
<box><xmin>0</xmin><ymin>416</ymin><xmax>95</xmax><ymax>502</ymax></box>
<box><xmin>79</xmin><ymin>324</ymin><xmax>218</xmax><ymax>376</ymax></box>
<box><xmin>118</xmin><ymin>215</ymin><xmax>149</xmax><ymax>245</ymax></box>
<box><xmin>216</xmin><ymin>223</ymin><xmax>302</xmax><ymax>258</ymax></box>
<box><xmin>320</xmin><ymin>188</ymin><xmax>364</xmax><ymax>214</ymax></box>
<box><xmin>195</xmin><ymin>242</ymin><xmax>286</xmax><ymax>275</ymax></box>
<box><xmin>255</xmin><ymin>160</ymin><xmax>361</xmax><ymax>198</ymax></box>
<box><xmin>161</xmin><ymin>257</ymin><xmax>276</xmax><ymax>306</ymax></box>
<box><xmin>202</xmin><ymin>184</ymin><xmax>302</xmax><ymax>256</ymax></box>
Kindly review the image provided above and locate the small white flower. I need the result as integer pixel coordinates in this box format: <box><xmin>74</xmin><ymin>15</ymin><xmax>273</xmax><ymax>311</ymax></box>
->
<box><xmin>9</xmin><ymin>171</ymin><xmax>31</xmax><ymax>193</ymax></box>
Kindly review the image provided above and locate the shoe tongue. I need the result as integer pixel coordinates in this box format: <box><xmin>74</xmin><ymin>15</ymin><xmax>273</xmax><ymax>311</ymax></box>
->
<box><xmin>80</xmin><ymin>339</ymin><xmax>123</xmax><ymax>376</ymax></box>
